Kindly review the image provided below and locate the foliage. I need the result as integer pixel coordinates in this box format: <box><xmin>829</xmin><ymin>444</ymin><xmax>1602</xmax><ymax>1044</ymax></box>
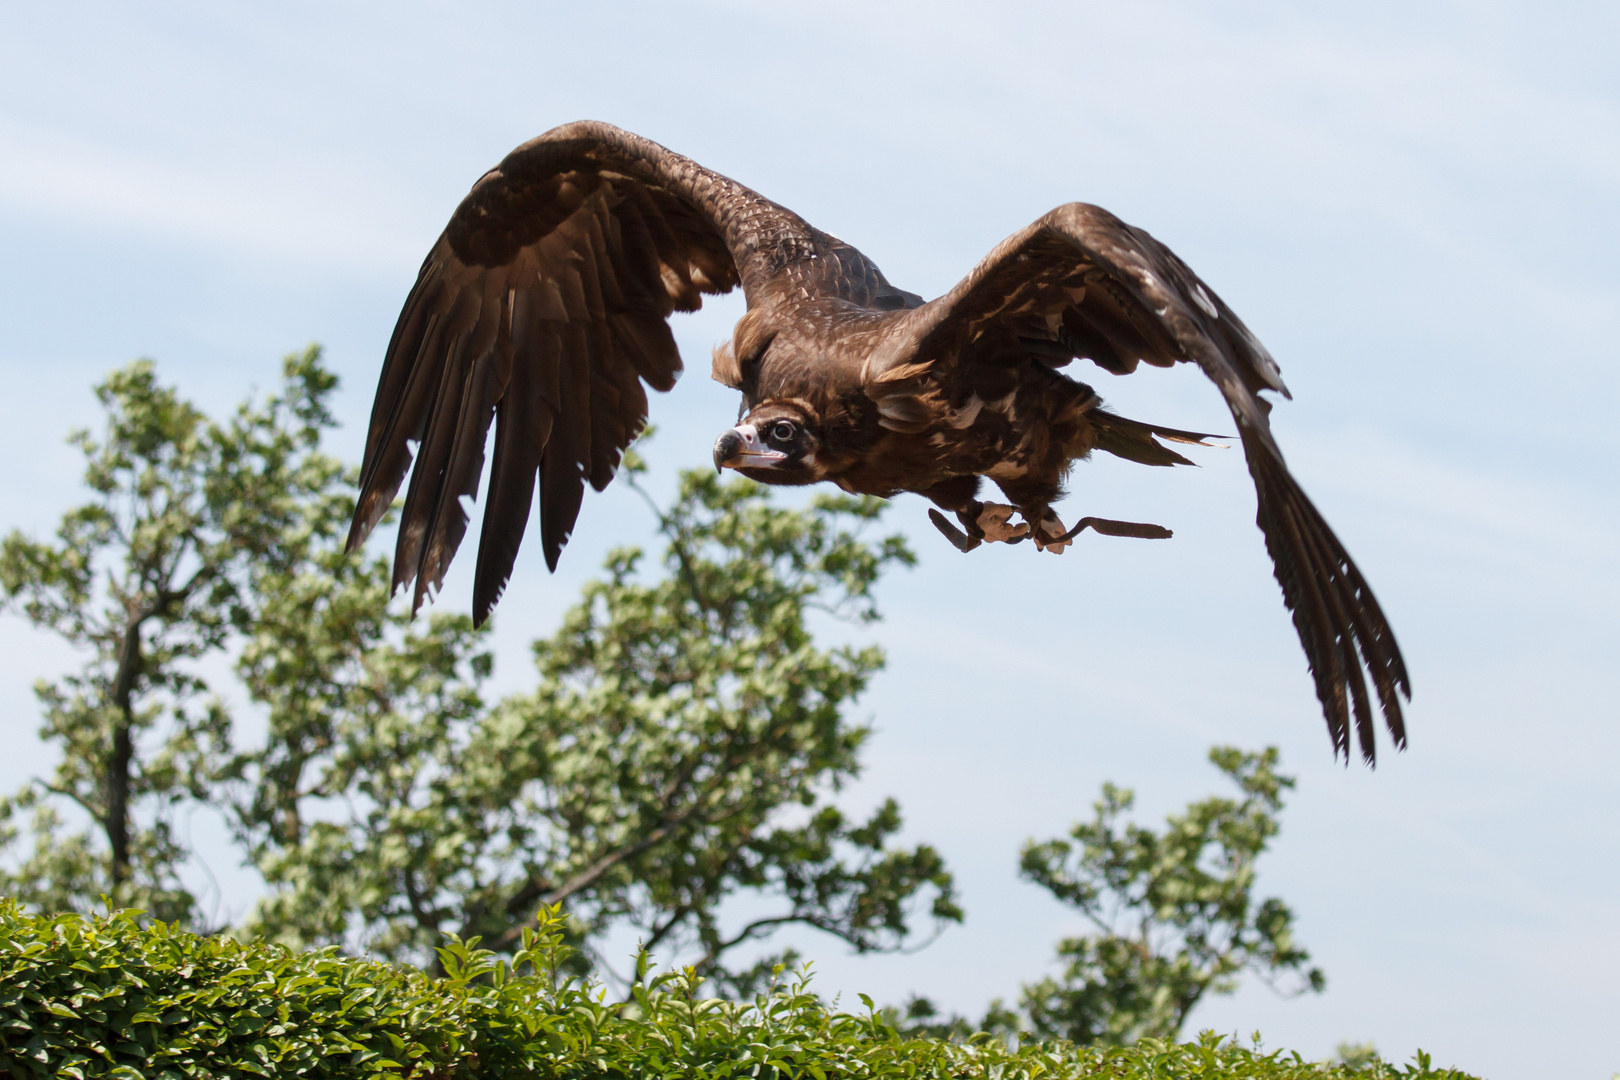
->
<box><xmin>1337</xmin><ymin>1042</ymin><xmax>1382</xmax><ymax>1070</ymax></box>
<box><xmin>0</xmin><ymin>349</ymin><xmax>342</xmax><ymax>923</ymax></box>
<box><xmin>1</xmin><ymin>352</ymin><xmax>955</xmax><ymax>992</ymax></box>
<box><xmin>1009</xmin><ymin>747</ymin><xmax>1323</xmax><ymax>1044</ymax></box>
<box><xmin>235</xmin><ymin>448</ymin><xmax>958</xmax><ymax>987</ymax></box>
<box><xmin>0</xmin><ymin>899</ymin><xmax>1481</xmax><ymax>1080</ymax></box>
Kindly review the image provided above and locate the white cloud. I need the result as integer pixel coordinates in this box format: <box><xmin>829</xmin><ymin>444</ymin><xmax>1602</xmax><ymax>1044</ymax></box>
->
<box><xmin>0</xmin><ymin>113</ymin><xmax>422</xmax><ymax>274</ymax></box>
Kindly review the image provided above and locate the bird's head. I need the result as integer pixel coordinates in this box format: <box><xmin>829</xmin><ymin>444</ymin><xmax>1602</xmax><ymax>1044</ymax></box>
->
<box><xmin>712</xmin><ymin>401</ymin><xmax>826</xmax><ymax>485</ymax></box>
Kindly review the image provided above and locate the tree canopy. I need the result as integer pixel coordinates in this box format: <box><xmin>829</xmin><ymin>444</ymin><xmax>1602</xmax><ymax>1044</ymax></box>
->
<box><xmin>1012</xmin><ymin>746</ymin><xmax>1323</xmax><ymax>1043</ymax></box>
<box><xmin>0</xmin><ymin>350</ymin><xmax>957</xmax><ymax>992</ymax></box>
<box><xmin>897</xmin><ymin>746</ymin><xmax>1320</xmax><ymax>1045</ymax></box>
<box><xmin>0</xmin><ymin>351</ymin><xmax>342</xmax><ymax>921</ymax></box>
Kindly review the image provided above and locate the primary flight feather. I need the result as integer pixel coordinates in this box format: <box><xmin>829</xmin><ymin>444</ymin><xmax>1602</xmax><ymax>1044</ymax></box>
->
<box><xmin>348</xmin><ymin>121</ymin><xmax>1410</xmax><ymax>764</ymax></box>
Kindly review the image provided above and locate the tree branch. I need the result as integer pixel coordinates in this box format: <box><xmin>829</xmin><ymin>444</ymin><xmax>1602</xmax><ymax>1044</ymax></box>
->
<box><xmin>639</xmin><ymin>897</ymin><xmax>703</xmax><ymax>957</ymax></box>
<box><xmin>491</xmin><ymin>810</ymin><xmax>691</xmax><ymax>950</ymax></box>
<box><xmin>104</xmin><ymin>601</ymin><xmax>152</xmax><ymax>889</ymax></box>
<box><xmin>39</xmin><ymin>780</ymin><xmax>107</xmax><ymax>827</ymax></box>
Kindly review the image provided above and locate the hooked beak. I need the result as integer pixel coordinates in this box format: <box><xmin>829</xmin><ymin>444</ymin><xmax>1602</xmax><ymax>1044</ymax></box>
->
<box><xmin>713</xmin><ymin>423</ymin><xmax>788</xmax><ymax>472</ymax></box>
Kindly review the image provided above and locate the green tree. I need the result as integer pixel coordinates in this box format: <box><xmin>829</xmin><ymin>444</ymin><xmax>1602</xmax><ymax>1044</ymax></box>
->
<box><xmin>233</xmin><ymin>451</ymin><xmax>961</xmax><ymax>990</ymax></box>
<box><xmin>1009</xmin><ymin>746</ymin><xmax>1323</xmax><ymax>1044</ymax></box>
<box><xmin>2</xmin><ymin>353</ymin><xmax>956</xmax><ymax>995</ymax></box>
<box><xmin>0</xmin><ymin>350</ymin><xmax>341</xmax><ymax>923</ymax></box>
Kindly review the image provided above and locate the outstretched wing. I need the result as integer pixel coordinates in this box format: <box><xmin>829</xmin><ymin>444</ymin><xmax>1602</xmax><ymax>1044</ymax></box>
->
<box><xmin>348</xmin><ymin>122</ymin><xmax>822</xmax><ymax>624</ymax></box>
<box><xmin>884</xmin><ymin>203</ymin><xmax>1409</xmax><ymax>763</ymax></box>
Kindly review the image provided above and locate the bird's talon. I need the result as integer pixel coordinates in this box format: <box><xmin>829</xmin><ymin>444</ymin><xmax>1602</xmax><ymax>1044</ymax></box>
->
<box><xmin>975</xmin><ymin>503</ymin><xmax>1029</xmax><ymax>544</ymax></box>
<box><xmin>1031</xmin><ymin>512</ymin><xmax>1072</xmax><ymax>554</ymax></box>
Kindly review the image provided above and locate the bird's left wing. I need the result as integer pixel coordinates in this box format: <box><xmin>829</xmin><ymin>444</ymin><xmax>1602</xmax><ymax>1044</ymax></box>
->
<box><xmin>348</xmin><ymin>122</ymin><xmax>821</xmax><ymax>624</ymax></box>
<box><xmin>868</xmin><ymin>203</ymin><xmax>1409</xmax><ymax>763</ymax></box>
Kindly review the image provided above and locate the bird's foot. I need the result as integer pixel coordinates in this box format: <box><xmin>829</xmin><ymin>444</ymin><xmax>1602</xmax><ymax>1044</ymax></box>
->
<box><xmin>974</xmin><ymin>502</ymin><xmax>1030</xmax><ymax>544</ymax></box>
<box><xmin>1029</xmin><ymin>511</ymin><xmax>1072</xmax><ymax>554</ymax></box>
<box><xmin>927</xmin><ymin>501</ymin><xmax>1039</xmax><ymax>553</ymax></box>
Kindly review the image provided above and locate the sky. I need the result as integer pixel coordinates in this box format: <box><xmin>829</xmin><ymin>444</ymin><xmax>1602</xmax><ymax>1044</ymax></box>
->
<box><xmin>1</xmin><ymin>2</ymin><xmax>1617</xmax><ymax>1076</ymax></box>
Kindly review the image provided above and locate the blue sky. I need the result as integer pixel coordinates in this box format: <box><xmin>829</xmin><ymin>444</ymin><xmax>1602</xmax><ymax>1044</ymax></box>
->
<box><xmin>2</xmin><ymin>3</ymin><xmax>1616</xmax><ymax>1076</ymax></box>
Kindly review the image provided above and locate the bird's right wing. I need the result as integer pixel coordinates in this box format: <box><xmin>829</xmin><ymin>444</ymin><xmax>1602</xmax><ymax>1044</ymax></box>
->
<box><xmin>348</xmin><ymin>122</ymin><xmax>823</xmax><ymax>624</ymax></box>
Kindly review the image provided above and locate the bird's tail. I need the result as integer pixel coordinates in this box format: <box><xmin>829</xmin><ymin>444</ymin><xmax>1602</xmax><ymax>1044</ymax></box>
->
<box><xmin>1088</xmin><ymin>408</ymin><xmax>1225</xmax><ymax>467</ymax></box>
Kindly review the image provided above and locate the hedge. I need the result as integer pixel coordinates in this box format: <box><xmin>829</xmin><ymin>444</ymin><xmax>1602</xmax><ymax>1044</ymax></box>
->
<box><xmin>0</xmin><ymin>899</ymin><xmax>1480</xmax><ymax>1079</ymax></box>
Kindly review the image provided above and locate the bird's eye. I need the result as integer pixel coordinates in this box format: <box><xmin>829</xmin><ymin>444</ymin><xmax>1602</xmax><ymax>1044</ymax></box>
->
<box><xmin>770</xmin><ymin>420</ymin><xmax>796</xmax><ymax>443</ymax></box>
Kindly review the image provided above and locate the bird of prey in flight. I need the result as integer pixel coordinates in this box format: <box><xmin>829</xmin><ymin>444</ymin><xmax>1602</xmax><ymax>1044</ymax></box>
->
<box><xmin>348</xmin><ymin>121</ymin><xmax>1409</xmax><ymax>764</ymax></box>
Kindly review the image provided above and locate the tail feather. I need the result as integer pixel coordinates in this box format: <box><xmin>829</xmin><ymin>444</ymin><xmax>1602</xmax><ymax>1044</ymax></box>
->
<box><xmin>1089</xmin><ymin>409</ymin><xmax>1224</xmax><ymax>468</ymax></box>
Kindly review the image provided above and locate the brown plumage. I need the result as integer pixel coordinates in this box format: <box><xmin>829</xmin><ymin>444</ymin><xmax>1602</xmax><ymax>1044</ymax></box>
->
<box><xmin>348</xmin><ymin>120</ymin><xmax>1410</xmax><ymax>764</ymax></box>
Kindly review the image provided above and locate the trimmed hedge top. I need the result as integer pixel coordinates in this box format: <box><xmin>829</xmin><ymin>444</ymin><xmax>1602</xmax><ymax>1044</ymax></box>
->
<box><xmin>0</xmin><ymin>899</ymin><xmax>1479</xmax><ymax>1080</ymax></box>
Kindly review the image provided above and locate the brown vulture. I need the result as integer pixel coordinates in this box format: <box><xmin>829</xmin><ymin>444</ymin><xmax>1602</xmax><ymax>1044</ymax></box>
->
<box><xmin>347</xmin><ymin>121</ymin><xmax>1409</xmax><ymax>764</ymax></box>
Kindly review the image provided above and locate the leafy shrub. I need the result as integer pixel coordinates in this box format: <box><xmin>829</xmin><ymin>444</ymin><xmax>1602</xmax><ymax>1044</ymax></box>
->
<box><xmin>0</xmin><ymin>899</ymin><xmax>1480</xmax><ymax>1079</ymax></box>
